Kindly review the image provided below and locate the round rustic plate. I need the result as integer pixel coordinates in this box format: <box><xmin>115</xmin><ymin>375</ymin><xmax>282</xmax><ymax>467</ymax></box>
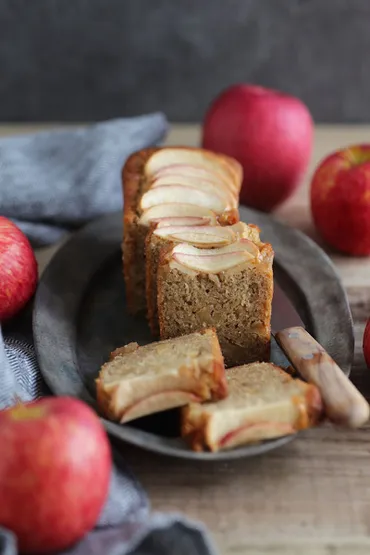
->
<box><xmin>33</xmin><ymin>207</ymin><xmax>354</xmax><ymax>461</ymax></box>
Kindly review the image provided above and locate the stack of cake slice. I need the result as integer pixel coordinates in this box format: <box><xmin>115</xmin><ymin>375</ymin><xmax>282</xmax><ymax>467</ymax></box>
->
<box><xmin>97</xmin><ymin>333</ymin><xmax>323</xmax><ymax>452</ymax></box>
<box><xmin>123</xmin><ymin>147</ymin><xmax>240</xmax><ymax>314</ymax></box>
<box><xmin>122</xmin><ymin>146</ymin><xmax>274</xmax><ymax>367</ymax></box>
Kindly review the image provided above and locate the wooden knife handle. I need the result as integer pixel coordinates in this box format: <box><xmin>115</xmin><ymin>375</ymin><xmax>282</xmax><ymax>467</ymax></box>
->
<box><xmin>275</xmin><ymin>326</ymin><xmax>369</xmax><ymax>428</ymax></box>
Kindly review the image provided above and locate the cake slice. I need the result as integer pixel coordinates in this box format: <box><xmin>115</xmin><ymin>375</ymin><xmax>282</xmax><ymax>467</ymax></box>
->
<box><xmin>181</xmin><ymin>362</ymin><xmax>323</xmax><ymax>452</ymax></box>
<box><xmin>157</xmin><ymin>236</ymin><xmax>274</xmax><ymax>367</ymax></box>
<box><xmin>146</xmin><ymin>221</ymin><xmax>261</xmax><ymax>336</ymax></box>
<box><xmin>96</xmin><ymin>329</ymin><xmax>227</xmax><ymax>423</ymax></box>
<box><xmin>122</xmin><ymin>147</ymin><xmax>242</xmax><ymax>313</ymax></box>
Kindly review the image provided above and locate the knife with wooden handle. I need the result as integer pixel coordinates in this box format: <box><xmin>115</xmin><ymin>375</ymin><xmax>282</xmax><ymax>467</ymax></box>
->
<box><xmin>275</xmin><ymin>326</ymin><xmax>369</xmax><ymax>428</ymax></box>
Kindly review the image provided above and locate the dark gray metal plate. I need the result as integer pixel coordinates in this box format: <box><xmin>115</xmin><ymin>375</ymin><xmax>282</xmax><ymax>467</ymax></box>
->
<box><xmin>33</xmin><ymin>207</ymin><xmax>354</xmax><ymax>460</ymax></box>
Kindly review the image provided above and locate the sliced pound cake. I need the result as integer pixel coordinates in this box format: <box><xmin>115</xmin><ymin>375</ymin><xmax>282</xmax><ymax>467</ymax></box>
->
<box><xmin>96</xmin><ymin>329</ymin><xmax>227</xmax><ymax>423</ymax></box>
<box><xmin>182</xmin><ymin>362</ymin><xmax>323</xmax><ymax>452</ymax></box>
<box><xmin>122</xmin><ymin>147</ymin><xmax>242</xmax><ymax>313</ymax></box>
<box><xmin>145</xmin><ymin>221</ymin><xmax>261</xmax><ymax>336</ymax></box>
<box><xmin>157</xmin><ymin>236</ymin><xmax>274</xmax><ymax>367</ymax></box>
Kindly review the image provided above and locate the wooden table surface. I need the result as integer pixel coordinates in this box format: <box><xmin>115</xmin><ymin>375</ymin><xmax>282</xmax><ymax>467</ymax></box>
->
<box><xmin>5</xmin><ymin>123</ymin><xmax>370</xmax><ymax>554</ymax></box>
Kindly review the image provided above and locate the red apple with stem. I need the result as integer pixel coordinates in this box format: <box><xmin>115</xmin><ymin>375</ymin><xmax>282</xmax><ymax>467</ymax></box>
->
<box><xmin>311</xmin><ymin>145</ymin><xmax>370</xmax><ymax>255</ymax></box>
<box><xmin>202</xmin><ymin>84</ymin><xmax>313</xmax><ymax>212</ymax></box>
<box><xmin>0</xmin><ymin>397</ymin><xmax>112</xmax><ymax>554</ymax></box>
<box><xmin>0</xmin><ymin>216</ymin><xmax>38</xmax><ymax>321</ymax></box>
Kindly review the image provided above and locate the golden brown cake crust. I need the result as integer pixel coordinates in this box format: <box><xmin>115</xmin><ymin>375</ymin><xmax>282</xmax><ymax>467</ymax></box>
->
<box><xmin>145</xmin><ymin>223</ymin><xmax>168</xmax><ymax>337</ymax></box>
<box><xmin>122</xmin><ymin>148</ymin><xmax>158</xmax><ymax>313</ymax></box>
<box><xmin>122</xmin><ymin>147</ymin><xmax>240</xmax><ymax>314</ymax></box>
<box><xmin>96</xmin><ymin>328</ymin><xmax>228</xmax><ymax>423</ymax></box>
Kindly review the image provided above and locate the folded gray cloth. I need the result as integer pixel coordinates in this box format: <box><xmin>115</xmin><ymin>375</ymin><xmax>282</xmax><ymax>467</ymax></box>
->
<box><xmin>1</xmin><ymin>114</ymin><xmax>168</xmax><ymax>246</ymax></box>
<box><xmin>0</xmin><ymin>117</ymin><xmax>216</xmax><ymax>555</ymax></box>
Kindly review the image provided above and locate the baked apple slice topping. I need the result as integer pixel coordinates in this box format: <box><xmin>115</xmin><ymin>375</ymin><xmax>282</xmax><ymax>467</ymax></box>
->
<box><xmin>151</xmin><ymin>165</ymin><xmax>239</xmax><ymax>196</ymax></box>
<box><xmin>120</xmin><ymin>390</ymin><xmax>202</xmax><ymax>423</ymax></box>
<box><xmin>238</xmin><ymin>238</ymin><xmax>261</xmax><ymax>257</ymax></box>
<box><xmin>138</xmin><ymin>204</ymin><xmax>217</xmax><ymax>226</ymax></box>
<box><xmin>155</xmin><ymin>216</ymin><xmax>213</xmax><ymax>228</ymax></box>
<box><xmin>145</xmin><ymin>148</ymin><xmax>241</xmax><ymax>190</ymax></box>
<box><xmin>140</xmin><ymin>185</ymin><xmax>229</xmax><ymax>213</ymax></box>
<box><xmin>154</xmin><ymin>224</ymin><xmax>239</xmax><ymax>247</ymax></box>
<box><xmin>150</xmin><ymin>174</ymin><xmax>237</xmax><ymax>208</ymax></box>
<box><xmin>170</xmin><ymin>240</ymin><xmax>261</xmax><ymax>273</ymax></box>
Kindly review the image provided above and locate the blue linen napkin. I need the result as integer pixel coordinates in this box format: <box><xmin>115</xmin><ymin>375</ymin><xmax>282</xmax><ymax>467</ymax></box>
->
<box><xmin>1</xmin><ymin>114</ymin><xmax>167</xmax><ymax>246</ymax></box>
<box><xmin>0</xmin><ymin>116</ymin><xmax>217</xmax><ymax>555</ymax></box>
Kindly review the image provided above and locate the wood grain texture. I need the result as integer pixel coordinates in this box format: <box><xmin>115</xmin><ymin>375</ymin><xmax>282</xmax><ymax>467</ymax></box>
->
<box><xmin>275</xmin><ymin>326</ymin><xmax>369</xmax><ymax>428</ymax></box>
<box><xmin>14</xmin><ymin>123</ymin><xmax>370</xmax><ymax>554</ymax></box>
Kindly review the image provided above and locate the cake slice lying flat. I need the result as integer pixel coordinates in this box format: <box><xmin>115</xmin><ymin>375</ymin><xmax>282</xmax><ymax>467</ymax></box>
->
<box><xmin>122</xmin><ymin>147</ymin><xmax>242</xmax><ymax>314</ymax></box>
<box><xmin>157</xmin><ymin>236</ymin><xmax>274</xmax><ymax>367</ymax></box>
<box><xmin>181</xmin><ymin>362</ymin><xmax>323</xmax><ymax>452</ymax></box>
<box><xmin>146</xmin><ymin>221</ymin><xmax>261</xmax><ymax>337</ymax></box>
<box><xmin>96</xmin><ymin>329</ymin><xmax>228</xmax><ymax>423</ymax></box>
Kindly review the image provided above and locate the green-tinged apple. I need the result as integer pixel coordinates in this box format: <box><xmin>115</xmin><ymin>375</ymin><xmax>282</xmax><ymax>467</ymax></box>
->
<box><xmin>364</xmin><ymin>319</ymin><xmax>370</xmax><ymax>368</ymax></box>
<box><xmin>0</xmin><ymin>397</ymin><xmax>112</xmax><ymax>554</ymax></box>
<box><xmin>202</xmin><ymin>84</ymin><xmax>313</xmax><ymax>211</ymax></box>
<box><xmin>311</xmin><ymin>145</ymin><xmax>370</xmax><ymax>255</ymax></box>
<box><xmin>0</xmin><ymin>217</ymin><xmax>38</xmax><ymax>321</ymax></box>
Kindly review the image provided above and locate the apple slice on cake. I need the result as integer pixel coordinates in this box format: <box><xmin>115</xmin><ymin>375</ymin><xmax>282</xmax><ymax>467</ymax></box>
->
<box><xmin>144</xmin><ymin>148</ymin><xmax>242</xmax><ymax>194</ymax></box>
<box><xmin>138</xmin><ymin>204</ymin><xmax>218</xmax><ymax>227</ymax></box>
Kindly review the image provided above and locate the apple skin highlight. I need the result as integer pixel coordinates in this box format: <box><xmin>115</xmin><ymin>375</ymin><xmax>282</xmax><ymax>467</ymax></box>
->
<box><xmin>0</xmin><ymin>216</ymin><xmax>38</xmax><ymax>322</ymax></box>
<box><xmin>0</xmin><ymin>397</ymin><xmax>112</xmax><ymax>554</ymax></box>
<box><xmin>311</xmin><ymin>145</ymin><xmax>370</xmax><ymax>256</ymax></box>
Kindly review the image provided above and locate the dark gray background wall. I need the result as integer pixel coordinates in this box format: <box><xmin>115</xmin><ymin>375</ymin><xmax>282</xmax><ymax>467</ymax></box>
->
<box><xmin>0</xmin><ymin>0</ymin><xmax>369</xmax><ymax>123</ymax></box>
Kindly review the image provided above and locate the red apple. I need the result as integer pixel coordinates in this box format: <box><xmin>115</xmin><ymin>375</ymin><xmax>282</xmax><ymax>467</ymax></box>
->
<box><xmin>0</xmin><ymin>397</ymin><xmax>112</xmax><ymax>554</ymax></box>
<box><xmin>202</xmin><ymin>84</ymin><xmax>313</xmax><ymax>212</ymax></box>
<box><xmin>311</xmin><ymin>145</ymin><xmax>370</xmax><ymax>255</ymax></box>
<box><xmin>0</xmin><ymin>217</ymin><xmax>38</xmax><ymax>321</ymax></box>
<box><xmin>364</xmin><ymin>319</ymin><xmax>370</xmax><ymax>369</ymax></box>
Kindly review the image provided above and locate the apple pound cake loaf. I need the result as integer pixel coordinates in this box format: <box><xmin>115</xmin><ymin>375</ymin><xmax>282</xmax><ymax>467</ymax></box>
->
<box><xmin>122</xmin><ymin>147</ymin><xmax>242</xmax><ymax>313</ymax></box>
<box><xmin>182</xmin><ymin>362</ymin><xmax>323</xmax><ymax>452</ymax></box>
<box><xmin>157</xmin><ymin>235</ymin><xmax>274</xmax><ymax>367</ymax></box>
<box><xmin>96</xmin><ymin>329</ymin><xmax>228</xmax><ymax>423</ymax></box>
<box><xmin>146</xmin><ymin>221</ymin><xmax>261</xmax><ymax>336</ymax></box>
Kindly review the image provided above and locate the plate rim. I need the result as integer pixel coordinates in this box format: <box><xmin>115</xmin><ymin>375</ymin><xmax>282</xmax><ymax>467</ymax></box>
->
<box><xmin>33</xmin><ymin>208</ymin><xmax>354</xmax><ymax>460</ymax></box>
